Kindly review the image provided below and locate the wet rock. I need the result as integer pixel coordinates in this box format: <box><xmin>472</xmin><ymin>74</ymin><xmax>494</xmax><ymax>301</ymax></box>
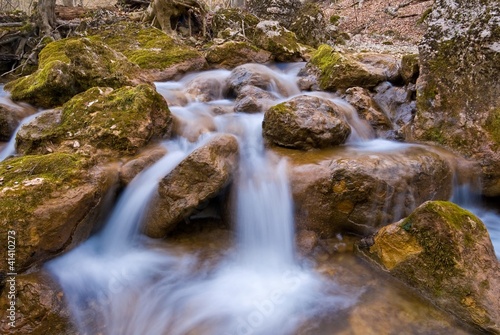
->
<box><xmin>344</xmin><ymin>87</ymin><xmax>392</xmax><ymax>137</ymax></box>
<box><xmin>225</xmin><ymin>63</ymin><xmax>290</xmax><ymax>97</ymax></box>
<box><xmin>120</xmin><ymin>145</ymin><xmax>168</xmax><ymax>186</ymax></box>
<box><xmin>263</xmin><ymin>95</ymin><xmax>351</xmax><ymax>150</ymax></box>
<box><xmin>0</xmin><ymin>271</ymin><xmax>76</xmax><ymax>335</ymax></box>
<box><xmin>372</xmin><ymin>82</ymin><xmax>416</xmax><ymax>139</ymax></box>
<box><xmin>401</xmin><ymin>53</ymin><xmax>419</xmax><ymax>84</ymax></box>
<box><xmin>144</xmin><ymin>134</ymin><xmax>239</xmax><ymax>238</ymax></box>
<box><xmin>246</xmin><ymin>0</ymin><xmax>302</xmax><ymax>28</ymax></box>
<box><xmin>90</xmin><ymin>22</ymin><xmax>206</xmax><ymax>81</ymax></box>
<box><xmin>185</xmin><ymin>72</ymin><xmax>228</xmax><ymax>102</ymax></box>
<box><xmin>409</xmin><ymin>0</ymin><xmax>500</xmax><ymax>196</ymax></box>
<box><xmin>366</xmin><ymin>201</ymin><xmax>500</xmax><ymax>334</ymax></box>
<box><xmin>0</xmin><ymin>154</ymin><xmax>118</xmax><ymax>275</ymax></box>
<box><xmin>16</xmin><ymin>84</ymin><xmax>172</xmax><ymax>157</ymax></box>
<box><xmin>5</xmin><ymin>38</ymin><xmax>146</xmax><ymax>108</ymax></box>
<box><xmin>296</xmin><ymin>230</ymin><xmax>319</xmax><ymax>255</ymax></box>
<box><xmin>234</xmin><ymin>85</ymin><xmax>278</xmax><ymax>113</ymax></box>
<box><xmin>307</xmin><ymin>45</ymin><xmax>401</xmax><ymax>91</ymax></box>
<box><xmin>205</xmin><ymin>41</ymin><xmax>272</xmax><ymax>69</ymax></box>
<box><xmin>253</xmin><ymin>21</ymin><xmax>303</xmax><ymax>62</ymax></box>
<box><xmin>277</xmin><ymin>145</ymin><xmax>454</xmax><ymax>237</ymax></box>
<box><xmin>0</xmin><ymin>102</ymin><xmax>36</xmax><ymax>141</ymax></box>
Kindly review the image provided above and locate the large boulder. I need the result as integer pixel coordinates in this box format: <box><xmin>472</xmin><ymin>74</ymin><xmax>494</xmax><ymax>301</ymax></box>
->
<box><xmin>144</xmin><ymin>134</ymin><xmax>239</xmax><ymax>238</ymax></box>
<box><xmin>246</xmin><ymin>0</ymin><xmax>302</xmax><ymax>28</ymax></box>
<box><xmin>289</xmin><ymin>2</ymin><xmax>336</xmax><ymax>48</ymax></box>
<box><xmin>365</xmin><ymin>201</ymin><xmax>500</xmax><ymax>334</ymax></box>
<box><xmin>263</xmin><ymin>95</ymin><xmax>351</xmax><ymax>150</ymax></box>
<box><xmin>5</xmin><ymin>38</ymin><xmax>146</xmax><ymax>108</ymax></box>
<box><xmin>211</xmin><ymin>8</ymin><xmax>260</xmax><ymax>40</ymax></box>
<box><xmin>0</xmin><ymin>153</ymin><xmax>118</xmax><ymax>275</ymax></box>
<box><xmin>276</xmin><ymin>145</ymin><xmax>454</xmax><ymax>237</ymax></box>
<box><xmin>205</xmin><ymin>41</ymin><xmax>272</xmax><ymax>69</ymax></box>
<box><xmin>307</xmin><ymin>45</ymin><xmax>401</xmax><ymax>91</ymax></box>
<box><xmin>253</xmin><ymin>21</ymin><xmax>303</xmax><ymax>62</ymax></box>
<box><xmin>16</xmin><ymin>84</ymin><xmax>172</xmax><ymax>157</ymax></box>
<box><xmin>90</xmin><ymin>22</ymin><xmax>206</xmax><ymax>81</ymax></box>
<box><xmin>408</xmin><ymin>0</ymin><xmax>500</xmax><ymax>196</ymax></box>
<box><xmin>0</xmin><ymin>271</ymin><xmax>75</xmax><ymax>334</ymax></box>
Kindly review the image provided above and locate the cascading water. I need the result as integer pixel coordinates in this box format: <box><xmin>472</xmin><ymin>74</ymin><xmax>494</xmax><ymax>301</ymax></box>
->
<box><xmin>47</xmin><ymin>66</ymin><xmax>358</xmax><ymax>335</ymax></box>
<box><xmin>0</xmin><ymin>110</ymin><xmax>43</xmax><ymax>162</ymax></box>
<box><xmin>451</xmin><ymin>181</ymin><xmax>500</xmax><ymax>259</ymax></box>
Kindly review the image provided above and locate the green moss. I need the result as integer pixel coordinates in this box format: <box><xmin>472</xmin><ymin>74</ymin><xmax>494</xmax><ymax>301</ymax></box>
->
<box><xmin>485</xmin><ymin>107</ymin><xmax>500</xmax><ymax>144</ymax></box>
<box><xmin>417</xmin><ymin>7</ymin><xmax>433</xmax><ymax>25</ymax></box>
<box><xmin>89</xmin><ymin>22</ymin><xmax>202</xmax><ymax>70</ymax></box>
<box><xmin>0</xmin><ymin>153</ymin><xmax>87</xmax><ymax>222</ymax></box>
<box><xmin>330</xmin><ymin>15</ymin><xmax>340</xmax><ymax>25</ymax></box>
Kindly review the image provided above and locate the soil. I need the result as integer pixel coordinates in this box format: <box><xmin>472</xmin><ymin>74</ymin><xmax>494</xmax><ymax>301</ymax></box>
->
<box><xmin>324</xmin><ymin>0</ymin><xmax>434</xmax><ymax>54</ymax></box>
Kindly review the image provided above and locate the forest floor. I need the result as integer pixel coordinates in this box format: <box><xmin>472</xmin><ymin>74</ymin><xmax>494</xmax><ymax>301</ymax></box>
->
<box><xmin>324</xmin><ymin>0</ymin><xmax>433</xmax><ymax>54</ymax></box>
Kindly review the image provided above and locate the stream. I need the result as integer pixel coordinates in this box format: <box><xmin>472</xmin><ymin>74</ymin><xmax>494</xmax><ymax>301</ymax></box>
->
<box><xmin>1</xmin><ymin>63</ymin><xmax>499</xmax><ymax>334</ymax></box>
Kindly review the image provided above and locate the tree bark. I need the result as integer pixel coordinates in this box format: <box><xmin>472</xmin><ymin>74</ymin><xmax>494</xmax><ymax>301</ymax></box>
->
<box><xmin>37</xmin><ymin>0</ymin><xmax>60</xmax><ymax>38</ymax></box>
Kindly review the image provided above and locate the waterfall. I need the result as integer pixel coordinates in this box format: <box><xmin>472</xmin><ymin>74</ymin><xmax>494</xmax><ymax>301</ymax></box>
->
<box><xmin>451</xmin><ymin>180</ymin><xmax>500</xmax><ymax>259</ymax></box>
<box><xmin>47</xmin><ymin>65</ymin><xmax>358</xmax><ymax>335</ymax></box>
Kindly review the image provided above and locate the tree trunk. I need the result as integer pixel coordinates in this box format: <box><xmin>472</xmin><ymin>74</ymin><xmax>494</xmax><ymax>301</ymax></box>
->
<box><xmin>37</xmin><ymin>0</ymin><xmax>60</xmax><ymax>38</ymax></box>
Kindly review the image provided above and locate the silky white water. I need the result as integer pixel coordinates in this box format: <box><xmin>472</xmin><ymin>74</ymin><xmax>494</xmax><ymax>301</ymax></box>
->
<box><xmin>47</xmin><ymin>65</ymin><xmax>358</xmax><ymax>335</ymax></box>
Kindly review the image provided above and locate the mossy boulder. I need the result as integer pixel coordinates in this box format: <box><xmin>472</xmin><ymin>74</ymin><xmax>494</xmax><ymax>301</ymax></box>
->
<box><xmin>16</xmin><ymin>84</ymin><xmax>172</xmax><ymax>157</ymax></box>
<box><xmin>89</xmin><ymin>22</ymin><xmax>206</xmax><ymax>81</ymax></box>
<box><xmin>205</xmin><ymin>41</ymin><xmax>272</xmax><ymax>69</ymax></box>
<box><xmin>0</xmin><ymin>153</ymin><xmax>118</xmax><ymax>275</ymax></box>
<box><xmin>5</xmin><ymin>38</ymin><xmax>146</xmax><ymax>109</ymax></box>
<box><xmin>144</xmin><ymin>134</ymin><xmax>239</xmax><ymax>238</ymax></box>
<box><xmin>0</xmin><ymin>271</ymin><xmax>76</xmax><ymax>334</ymax></box>
<box><xmin>211</xmin><ymin>8</ymin><xmax>260</xmax><ymax>40</ymax></box>
<box><xmin>277</xmin><ymin>145</ymin><xmax>454</xmax><ymax>237</ymax></box>
<box><xmin>263</xmin><ymin>95</ymin><xmax>351</xmax><ymax>150</ymax></box>
<box><xmin>246</xmin><ymin>0</ymin><xmax>302</xmax><ymax>28</ymax></box>
<box><xmin>308</xmin><ymin>45</ymin><xmax>401</xmax><ymax>91</ymax></box>
<box><xmin>253</xmin><ymin>21</ymin><xmax>304</xmax><ymax>62</ymax></box>
<box><xmin>289</xmin><ymin>2</ymin><xmax>335</xmax><ymax>48</ymax></box>
<box><xmin>409</xmin><ymin>0</ymin><xmax>500</xmax><ymax>196</ymax></box>
<box><xmin>366</xmin><ymin>201</ymin><xmax>500</xmax><ymax>334</ymax></box>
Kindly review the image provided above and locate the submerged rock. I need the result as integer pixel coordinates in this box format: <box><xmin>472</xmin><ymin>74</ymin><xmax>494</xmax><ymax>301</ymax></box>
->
<box><xmin>225</xmin><ymin>63</ymin><xmax>290</xmax><ymax>97</ymax></box>
<box><xmin>144</xmin><ymin>134</ymin><xmax>239</xmax><ymax>238</ymax></box>
<box><xmin>409</xmin><ymin>0</ymin><xmax>500</xmax><ymax>196</ymax></box>
<box><xmin>263</xmin><ymin>95</ymin><xmax>351</xmax><ymax>150</ymax></box>
<box><xmin>16</xmin><ymin>84</ymin><xmax>172</xmax><ymax>157</ymax></box>
<box><xmin>366</xmin><ymin>201</ymin><xmax>500</xmax><ymax>334</ymax></box>
<box><xmin>5</xmin><ymin>38</ymin><xmax>146</xmax><ymax>108</ymax></box>
<box><xmin>205</xmin><ymin>41</ymin><xmax>272</xmax><ymax>69</ymax></box>
<box><xmin>307</xmin><ymin>45</ymin><xmax>401</xmax><ymax>91</ymax></box>
<box><xmin>90</xmin><ymin>22</ymin><xmax>206</xmax><ymax>81</ymax></box>
<box><xmin>0</xmin><ymin>154</ymin><xmax>118</xmax><ymax>275</ymax></box>
<box><xmin>277</xmin><ymin>145</ymin><xmax>454</xmax><ymax>237</ymax></box>
<box><xmin>234</xmin><ymin>85</ymin><xmax>278</xmax><ymax>113</ymax></box>
<box><xmin>0</xmin><ymin>271</ymin><xmax>75</xmax><ymax>334</ymax></box>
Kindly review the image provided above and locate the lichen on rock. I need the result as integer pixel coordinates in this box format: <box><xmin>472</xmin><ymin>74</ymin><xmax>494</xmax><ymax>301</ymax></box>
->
<box><xmin>366</xmin><ymin>201</ymin><xmax>500</xmax><ymax>334</ymax></box>
<box><xmin>5</xmin><ymin>38</ymin><xmax>146</xmax><ymax>109</ymax></box>
<box><xmin>16</xmin><ymin>84</ymin><xmax>172</xmax><ymax>157</ymax></box>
